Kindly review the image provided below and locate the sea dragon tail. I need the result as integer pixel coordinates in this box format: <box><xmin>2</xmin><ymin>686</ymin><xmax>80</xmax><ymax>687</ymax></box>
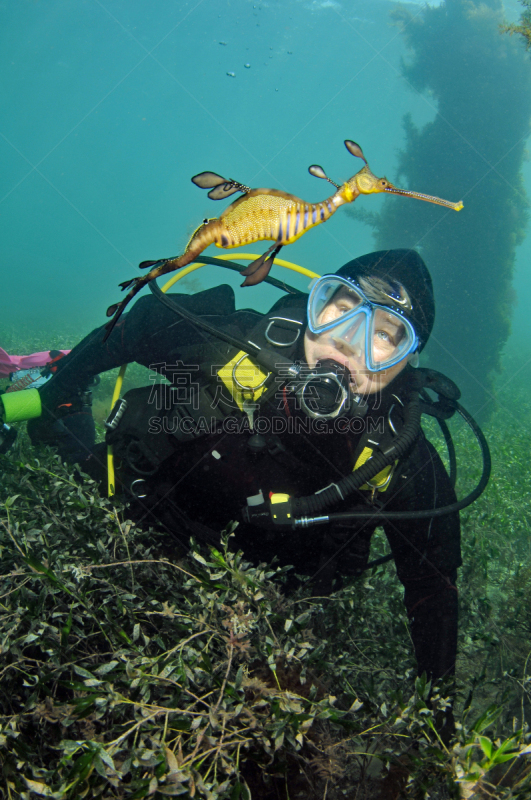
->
<box><xmin>103</xmin><ymin>219</ymin><xmax>219</xmax><ymax>340</ymax></box>
<box><xmin>103</xmin><ymin>258</ymin><xmax>180</xmax><ymax>340</ymax></box>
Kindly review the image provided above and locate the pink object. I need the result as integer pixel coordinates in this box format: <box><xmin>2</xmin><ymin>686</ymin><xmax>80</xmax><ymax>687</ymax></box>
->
<box><xmin>0</xmin><ymin>347</ymin><xmax>71</xmax><ymax>378</ymax></box>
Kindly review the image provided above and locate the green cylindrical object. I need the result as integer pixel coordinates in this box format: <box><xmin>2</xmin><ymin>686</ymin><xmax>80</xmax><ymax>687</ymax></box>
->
<box><xmin>1</xmin><ymin>388</ymin><xmax>42</xmax><ymax>423</ymax></box>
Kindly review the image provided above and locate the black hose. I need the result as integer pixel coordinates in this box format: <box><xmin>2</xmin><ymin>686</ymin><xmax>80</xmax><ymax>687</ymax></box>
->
<box><xmin>420</xmin><ymin>386</ymin><xmax>457</xmax><ymax>488</ymax></box>
<box><xmin>149</xmin><ymin>277</ymin><xmax>262</xmax><ymax>354</ymax></box>
<box><xmin>437</xmin><ymin>416</ymin><xmax>457</xmax><ymax>488</ymax></box>
<box><xmin>152</xmin><ymin>255</ymin><xmax>304</xmax><ymax>296</ymax></box>
<box><xmin>291</xmin><ymin>387</ymin><xmax>422</xmax><ymax>516</ymax></box>
<box><xmin>318</xmin><ymin>401</ymin><xmax>491</xmax><ymax>522</ymax></box>
<box><xmin>149</xmin><ymin>273</ymin><xmax>297</xmax><ymax>375</ymax></box>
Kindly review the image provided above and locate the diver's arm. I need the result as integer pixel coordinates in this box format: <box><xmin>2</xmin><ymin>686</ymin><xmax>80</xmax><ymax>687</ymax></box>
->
<box><xmin>36</xmin><ymin>284</ymin><xmax>239</xmax><ymax>398</ymax></box>
<box><xmin>382</xmin><ymin>435</ymin><xmax>461</xmax><ymax>578</ymax></box>
<box><xmin>28</xmin><ymin>285</ymin><xmax>244</xmax><ymax>459</ymax></box>
<box><xmin>381</xmin><ymin>435</ymin><xmax>461</xmax><ymax>683</ymax></box>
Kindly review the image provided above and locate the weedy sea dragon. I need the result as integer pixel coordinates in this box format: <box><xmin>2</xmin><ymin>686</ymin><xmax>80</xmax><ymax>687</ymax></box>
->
<box><xmin>104</xmin><ymin>140</ymin><xmax>463</xmax><ymax>338</ymax></box>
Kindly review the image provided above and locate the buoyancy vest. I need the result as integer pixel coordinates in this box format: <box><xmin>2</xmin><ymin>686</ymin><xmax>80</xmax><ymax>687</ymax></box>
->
<box><xmin>104</xmin><ymin>302</ymin><xmax>305</xmax><ymax>458</ymax></box>
<box><xmin>104</xmin><ymin>298</ymin><xmax>412</xmax><ymax>507</ymax></box>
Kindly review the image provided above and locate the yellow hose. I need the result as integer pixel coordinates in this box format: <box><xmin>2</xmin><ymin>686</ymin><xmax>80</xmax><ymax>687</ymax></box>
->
<box><xmin>160</xmin><ymin>254</ymin><xmax>320</xmax><ymax>291</ymax></box>
<box><xmin>107</xmin><ymin>363</ymin><xmax>127</xmax><ymax>496</ymax></box>
<box><xmin>107</xmin><ymin>254</ymin><xmax>320</xmax><ymax>496</ymax></box>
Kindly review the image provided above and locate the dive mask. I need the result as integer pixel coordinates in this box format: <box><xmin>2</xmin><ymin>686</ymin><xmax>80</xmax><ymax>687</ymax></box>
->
<box><xmin>307</xmin><ymin>275</ymin><xmax>419</xmax><ymax>372</ymax></box>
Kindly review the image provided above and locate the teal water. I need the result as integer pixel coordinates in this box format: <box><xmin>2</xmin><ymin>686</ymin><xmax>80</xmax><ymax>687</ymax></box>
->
<box><xmin>1</xmin><ymin>0</ymin><xmax>530</xmax><ymax>410</ymax></box>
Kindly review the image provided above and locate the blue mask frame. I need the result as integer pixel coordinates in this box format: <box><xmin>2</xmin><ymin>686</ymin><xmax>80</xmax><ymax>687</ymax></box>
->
<box><xmin>307</xmin><ymin>275</ymin><xmax>419</xmax><ymax>372</ymax></box>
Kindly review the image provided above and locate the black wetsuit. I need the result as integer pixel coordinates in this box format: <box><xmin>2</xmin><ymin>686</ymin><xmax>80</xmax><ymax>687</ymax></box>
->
<box><xmin>31</xmin><ymin>285</ymin><xmax>461</xmax><ymax>684</ymax></box>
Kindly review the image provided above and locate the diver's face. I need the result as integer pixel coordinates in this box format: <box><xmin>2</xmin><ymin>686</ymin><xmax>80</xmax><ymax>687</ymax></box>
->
<box><xmin>304</xmin><ymin>286</ymin><xmax>411</xmax><ymax>395</ymax></box>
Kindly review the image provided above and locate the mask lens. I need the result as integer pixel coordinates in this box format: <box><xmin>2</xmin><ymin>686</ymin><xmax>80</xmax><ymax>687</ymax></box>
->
<box><xmin>308</xmin><ymin>277</ymin><xmax>363</xmax><ymax>332</ymax></box>
<box><xmin>368</xmin><ymin>308</ymin><xmax>415</xmax><ymax>369</ymax></box>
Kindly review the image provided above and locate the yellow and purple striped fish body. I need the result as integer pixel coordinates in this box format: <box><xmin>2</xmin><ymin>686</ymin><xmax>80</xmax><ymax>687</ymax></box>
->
<box><xmin>103</xmin><ymin>179</ymin><xmax>362</xmax><ymax>335</ymax></box>
<box><xmin>207</xmin><ymin>185</ymin><xmax>355</xmax><ymax>249</ymax></box>
<box><xmin>175</xmin><ymin>184</ymin><xmax>355</xmax><ymax>266</ymax></box>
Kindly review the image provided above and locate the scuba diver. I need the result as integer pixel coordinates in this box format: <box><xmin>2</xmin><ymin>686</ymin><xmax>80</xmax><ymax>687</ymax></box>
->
<box><xmin>22</xmin><ymin>249</ymin><xmax>490</xmax><ymax>724</ymax></box>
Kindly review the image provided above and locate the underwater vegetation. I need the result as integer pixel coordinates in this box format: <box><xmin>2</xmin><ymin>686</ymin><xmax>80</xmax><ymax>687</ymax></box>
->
<box><xmin>503</xmin><ymin>0</ymin><xmax>531</xmax><ymax>49</ymax></box>
<box><xmin>1</xmin><ymin>348</ymin><xmax>531</xmax><ymax>797</ymax></box>
<box><xmin>356</xmin><ymin>0</ymin><xmax>531</xmax><ymax>417</ymax></box>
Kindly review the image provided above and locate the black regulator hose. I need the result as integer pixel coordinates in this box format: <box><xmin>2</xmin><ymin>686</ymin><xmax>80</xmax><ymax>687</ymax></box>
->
<box><xmin>301</xmin><ymin>399</ymin><xmax>491</xmax><ymax>525</ymax></box>
<box><xmin>290</xmin><ymin>385</ymin><xmax>422</xmax><ymax>517</ymax></box>
<box><xmin>149</xmin><ymin>274</ymin><xmax>300</xmax><ymax>377</ymax></box>
<box><xmin>149</xmin><ymin>277</ymin><xmax>264</xmax><ymax>354</ymax></box>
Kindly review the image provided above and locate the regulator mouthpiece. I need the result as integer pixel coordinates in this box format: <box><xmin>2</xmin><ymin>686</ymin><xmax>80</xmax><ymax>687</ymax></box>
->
<box><xmin>295</xmin><ymin>359</ymin><xmax>367</xmax><ymax>420</ymax></box>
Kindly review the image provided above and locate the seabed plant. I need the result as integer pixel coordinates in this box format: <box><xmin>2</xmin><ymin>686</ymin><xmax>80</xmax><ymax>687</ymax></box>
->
<box><xmin>0</xmin><ymin>349</ymin><xmax>531</xmax><ymax>798</ymax></box>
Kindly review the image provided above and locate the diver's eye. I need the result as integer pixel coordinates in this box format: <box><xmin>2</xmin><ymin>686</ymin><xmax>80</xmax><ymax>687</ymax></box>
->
<box><xmin>376</xmin><ymin>330</ymin><xmax>393</xmax><ymax>344</ymax></box>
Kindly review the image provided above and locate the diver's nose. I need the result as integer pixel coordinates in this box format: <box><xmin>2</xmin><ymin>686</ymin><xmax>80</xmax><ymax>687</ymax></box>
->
<box><xmin>331</xmin><ymin>336</ymin><xmax>364</xmax><ymax>362</ymax></box>
<box><xmin>330</xmin><ymin>313</ymin><xmax>367</xmax><ymax>362</ymax></box>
